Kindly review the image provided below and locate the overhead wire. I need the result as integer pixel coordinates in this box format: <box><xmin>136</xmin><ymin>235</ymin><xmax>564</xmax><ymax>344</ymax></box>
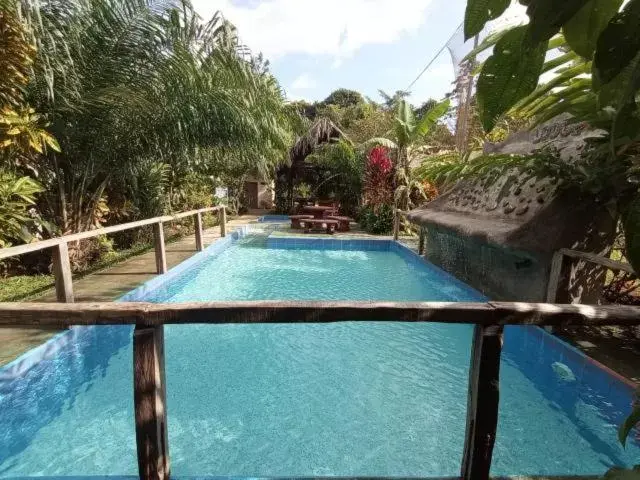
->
<box><xmin>405</xmin><ymin>21</ymin><xmax>463</xmax><ymax>92</ymax></box>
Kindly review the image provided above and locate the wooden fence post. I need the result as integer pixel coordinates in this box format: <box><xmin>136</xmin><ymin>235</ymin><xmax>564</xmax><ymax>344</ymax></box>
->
<box><xmin>418</xmin><ymin>228</ymin><xmax>425</xmax><ymax>256</ymax></box>
<box><xmin>461</xmin><ymin>324</ymin><xmax>503</xmax><ymax>480</ymax></box>
<box><xmin>393</xmin><ymin>209</ymin><xmax>400</xmax><ymax>241</ymax></box>
<box><xmin>546</xmin><ymin>250</ymin><xmax>564</xmax><ymax>303</ymax></box>
<box><xmin>134</xmin><ymin>325</ymin><xmax>170</xmax><ymax>480</ymax></box>
<box><xmin>194</xmin><ymin>212</ymin><xmax>204</xmax><ymax>252</ymax></box>
<box><xmin>52</xmin><ymin>242</ymin><xmax>74</xmax><ymax>303</ymax></box>
<box><xmin>219</xmin><ymin>207</ymin><xmax>227</xmax><ymax>238</ymax></box>
<box><xmin>153</xmin><ymin>222</ymin><xmax>167</xmax><ymax>274</ymax></box>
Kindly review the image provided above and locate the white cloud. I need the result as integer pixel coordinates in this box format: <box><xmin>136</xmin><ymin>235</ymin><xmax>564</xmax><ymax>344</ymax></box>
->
<box><xmin>291</xmin><ymin>73</ymin><xmax>316</xmax><ymax>90</ymax></box>
<box><xmin>192</xmin><ymin>0</ymin><xmax>433</xmax><ymax>61</ymax></box>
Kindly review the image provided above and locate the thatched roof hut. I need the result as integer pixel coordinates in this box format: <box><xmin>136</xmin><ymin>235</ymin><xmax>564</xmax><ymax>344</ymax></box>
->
<box><xmin>276</xmin><ymin>118</ymin><xmax>346</xmax><ymax>212</ymax></box>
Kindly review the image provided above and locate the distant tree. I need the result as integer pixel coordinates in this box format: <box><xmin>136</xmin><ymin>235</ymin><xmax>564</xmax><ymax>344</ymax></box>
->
<box><xmin>290</xmin><ymin>100</ymin><xmax>318</xmax><ymax>120</ymax></box>
<box><xmin>378</xmin><ymin>89</ymin><xmax>411</xmax><ymax>110</ymax></box>
<box><xmin>322</xmin><ymin>88</ymin><xmax>364</xmax><ymax>108</ymax></box>
<box><xmin>414</xmin><ymin>99</ymin><xmax>438</xmax><ymax>119</ymax></box>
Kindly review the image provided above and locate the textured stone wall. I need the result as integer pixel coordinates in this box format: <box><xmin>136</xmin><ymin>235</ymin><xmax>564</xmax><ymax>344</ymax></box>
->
<box><xmin>423</xmin><ymin>224</ymin><xmax>550</xmax><ymax>301</ymax></box>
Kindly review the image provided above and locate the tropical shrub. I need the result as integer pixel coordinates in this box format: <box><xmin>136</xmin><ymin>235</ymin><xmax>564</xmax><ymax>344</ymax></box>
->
<box><xmin>358</xmin><ymin>204</ymin><xmax>394</xmax><ymax>235</ymax></box>
<box><xmin>0</xmin><ymin>169</ymin><xmax>44</xmax><ymax>247</ymax></box>
<box><xmin>363</xmin><ymin>146</ymin><xmax>393</xmax><ymax>207</ymax></box>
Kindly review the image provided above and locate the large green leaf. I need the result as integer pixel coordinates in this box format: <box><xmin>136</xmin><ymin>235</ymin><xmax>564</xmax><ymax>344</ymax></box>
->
<box><xmin>611</xmin><ymin>52</ymin><xmax>640</xmax><ymax>142</ymax></box>
<box><xmin>415</xmin><ymin>99</ymin><xmax>450</xmax><ymax>138</ymax></box>
<box><xmin>594</xmin><ymin>0</ymin><xmax>640</xmax><ymax>84</ymax></box>
<box><xmin>525</xmin><ymin>0</ymin><xmax>591</xmax><ymax>43</ymax></box>
<box><xmin>476</xmin><ymin>26</ymin><xmax>548</xmax><ymax>131</ymax></box>
<box><xmin>563</xmin><ymin>0</ymin><xmax>623</xmax><ymax>59</ymax></box>
<box><xmin>464</xmin><ymin>0</ymin><xmax>510</xmax><ymax>40</ymax></box>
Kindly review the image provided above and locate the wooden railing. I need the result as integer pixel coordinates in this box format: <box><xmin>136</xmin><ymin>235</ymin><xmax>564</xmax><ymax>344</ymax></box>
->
<box><xmin>1</xmin><ymin>300</ymin><xmax>639</xmax><ymax>480</ymax></box>
<box><xmin>0</xmin><ymin>206</ymin><xmax>227</xmax><ymax>303</ymax></box>
<box><xmin>393</xmin><ymin>209</ymin><xmax>408</xmax><ymax>241</ymax></box>
<box><xmin>546</xmin><ymin>248</ymin><xmax>634</xmax><ymax>302</ymax></box>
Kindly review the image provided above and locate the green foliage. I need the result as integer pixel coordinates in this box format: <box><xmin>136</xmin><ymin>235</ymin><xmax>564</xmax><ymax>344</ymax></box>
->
<box><xmin>476</xmin><ymin>26</ymin><xmax>548</xmax><ymax>131</ymax></box>
<box><xmin>0</xmin><ymin>168</ymin><xmax>44</xmax><ymax>247</ymax></box>
<box><xmin>468</xmin><ymin>0</ymin><xmax>640</xmax><ymax>138</ymax></box>
<box><xmin>594</xmin><ymin>0</ymin><xmax>640</xmax><ymax>84</ymax></box>
<box><xmin>307</xmin><ymin>139</ymin><xmax>364</xmax><ymax>214</ymax></box>
<box><xmin>525</xmin><ymin>0</ymin><xmax>591</xmax><ymax>43</ymax></box>
<box><xmin>293</xmin><ymin>182</ymin><xmax>312</xmax><ymax>199</ymax></box>
<box><xmin>4</xmin><ymin>0</ymin><xmax>294</xmax><ymax>236</ymax></box>
<box><xmin>0</xmin><ymin>274</ymin><xmax>54</xmax><ymax>302</ymax></box>
<box><xmin>464</xmin><ymin>0</ymin><xmax>510</xmax><ymax>39</ymax></box>
<box><xmin>322</xmin><ymin>89</ymin><xmax>364</xmax><ymax>108</ymax></box>
<box><xmin>358</xmin><ymin>204</ymin><xmax>394</xmax><ymax>234</ymax></box>
<box><xmin>623</xmin><ymin>199</ymin><xmax>640</xmax><ymax>281</ymax></box>
<box><xmin>563</xmin><ymin>0</ymin><xmax>622</xmax><ymax>59</ymax></box>
<box><xmin>171</xmin><ymin>172</ymin><xmax>215</xmax><ymax>211</ymax></box>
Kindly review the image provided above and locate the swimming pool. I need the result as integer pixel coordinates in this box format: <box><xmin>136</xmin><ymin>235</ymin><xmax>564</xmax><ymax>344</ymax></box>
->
<box><xmin>1</xmin><ymin>228</ymin><xmax>638</xmax><ymax>478</ymax></box>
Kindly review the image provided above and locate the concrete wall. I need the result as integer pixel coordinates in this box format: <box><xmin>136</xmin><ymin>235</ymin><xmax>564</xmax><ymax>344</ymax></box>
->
<box><xmin>424</xmin><ymin>224</ymin><xmax>550</xmax><ymax>302</ymax></box>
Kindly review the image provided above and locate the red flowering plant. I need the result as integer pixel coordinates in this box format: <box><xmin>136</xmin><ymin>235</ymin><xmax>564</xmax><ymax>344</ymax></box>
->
<box><xmin>363</xmin><ymin>146</ymin><xmax>393</xmax><ymax>209</ymax></box>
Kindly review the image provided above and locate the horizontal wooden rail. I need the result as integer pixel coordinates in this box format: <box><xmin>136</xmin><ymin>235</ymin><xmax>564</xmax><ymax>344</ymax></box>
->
<box><xmin>546</xmin><ymin>248</ymin><xmax>635</xmax><ymax>302</ymax></box>
<box><xmin>2</xmin><ymin>301</ymin><xmax>637</xmax><ymax>480</ymax></box>
<box><xmin>0</xmin><ymin>206</ymin><xmax>224</xmax><ymax>261</ymax></box>
<box><xmin>0</xmin><ymin>206</ymin><xmax>227</xmax><ymax>304</ymax></box>
<box><xmin>559</xmin><ymin>248</ymin><xmax>634</xmax><ymax>274</ymax></box>
<box><xmin>3</xmin><ymin>301</ymin><xmax>637</xmax><ymax>480</ymax></box>
<box><xmin>2</xmin><ymin>301</ymin><xmax>640</xmax><ymax>327</ymax></box>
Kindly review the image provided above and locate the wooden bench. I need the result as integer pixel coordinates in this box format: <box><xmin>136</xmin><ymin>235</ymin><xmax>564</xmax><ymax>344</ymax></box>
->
<box><xmin>290</xmin><ymin>215</ymin><xmax>314</xmax><ymax>229</ymax></box>
<box><xmin>302</xmin><ymin>218</ymin><xmax>339</xmax><ymax>234</ymax></box>
<box><xmin>327</xmin><ymin>216</ymin><xmax>354</xmax><ymax>232</ymax></box>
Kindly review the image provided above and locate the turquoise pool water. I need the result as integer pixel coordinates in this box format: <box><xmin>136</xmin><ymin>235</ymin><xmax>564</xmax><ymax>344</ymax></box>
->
<box><xmin>1</xmin><ymin>234</ymin><xmax>638</xmax><ymax>478</ymax></box>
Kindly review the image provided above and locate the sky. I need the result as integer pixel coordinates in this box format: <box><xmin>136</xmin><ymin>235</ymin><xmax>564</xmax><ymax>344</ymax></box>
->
<box><xmin>191</xmin><ymin>0</ymin><xmax>527</xmax><ymax>106</ymax></box>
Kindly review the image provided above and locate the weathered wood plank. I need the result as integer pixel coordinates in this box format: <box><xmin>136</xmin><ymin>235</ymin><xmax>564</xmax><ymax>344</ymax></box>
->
<box><xmin>0</xmin><ymin>207</ymin><xmax>220</xmax><ymax>261</ymax></box>
<box><xmin>153</xmin><ymin>222</ymin><xmax>167</xmax><ymax>275</ymax></box>
<box><xmin>1</xmin><ymin>301</ymin><xmax>640</xmax><ymax>327</ymax></box>
<box><xmin>418</xmin><ymin>228</ymin><xmax>425</xmax><ymax>255</ymax></box>
<box><xmin>559</xmin><ymin>248</ymin><xmax>634</xmax><ymax>274</ymax></box>
<box><xmin>194</xmin><ymin>212</ymin><xmax>204</xmax><ymax>252</ymax></box>
<box><xmin>393</xmin><ymin>209</ymin><xmax>400</xmax><ymax>241</ymax></box>
<box><xmin>219</xmin><ymin>207</ymin><xmax>227</xmax><ymax>238</ymax></box>
<box><xmin>461</xmin><ymin>324</ymin><xmax>503</xmax><ymax>480</ymax></box>
<box><xmin>134</xmin><ymin>325</ymin><xmax>170</xmax><ymax>480</ymax></box>
<box><xmin>487</xmin><ymin>301</ymin><xmax>640</xmax><ymax>326</ymax></box>
<box><xmin>546</xmin><ymin>251</ymin><xmax>564</xmax><ymax>303</ymax></box>
<box><xmin>52</xmin><ymin>242</ymin><xmax>74</xmax><ymax>303</ymax></box>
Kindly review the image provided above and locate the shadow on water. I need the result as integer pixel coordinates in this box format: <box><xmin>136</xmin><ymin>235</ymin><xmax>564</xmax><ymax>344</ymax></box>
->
<box><xmin>0</xmin><ymin>326</ymin><xmax>132</xmax><ymax>471</ymax></box>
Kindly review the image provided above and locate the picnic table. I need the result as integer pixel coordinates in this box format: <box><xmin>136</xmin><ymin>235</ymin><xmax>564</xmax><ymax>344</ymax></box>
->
<box><xmin>303</xmin><ymin>219</ymin><xmax>338</xmax><ymax>234</ymax></box>
<box><xmin>327</xmin><ymin>216</ymin><xmax>353</xmax><ymax>232</ymax></box>
<box><xmin>302</xmin><ymin>205</ymin><xmax>334</xmax><ymax>219</ymax></box>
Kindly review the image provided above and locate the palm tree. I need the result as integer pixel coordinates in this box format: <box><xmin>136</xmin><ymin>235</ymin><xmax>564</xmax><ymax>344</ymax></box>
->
<box><xmin>8</xmin><ymin>0</ymin><xmax>293</xmax><ymax>234</ymax></box>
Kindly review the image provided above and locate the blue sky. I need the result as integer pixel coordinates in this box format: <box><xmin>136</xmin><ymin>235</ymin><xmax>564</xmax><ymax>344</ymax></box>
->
<box><xmin>192</xmin><ymin>0</ymin><xmax>474</xmax><ymax>106</ymax></box>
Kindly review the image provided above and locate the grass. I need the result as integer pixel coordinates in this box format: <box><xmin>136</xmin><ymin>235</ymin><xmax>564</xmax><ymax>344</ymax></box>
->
<box><xmin>0</xmin><ymin>274</ymin><xmax>55</xmax><ymax>302</ymax></box>
<box><xmin>0</xmin><ymin>215</ymin><xmax>221</xmax><ymax>302</ymax></box>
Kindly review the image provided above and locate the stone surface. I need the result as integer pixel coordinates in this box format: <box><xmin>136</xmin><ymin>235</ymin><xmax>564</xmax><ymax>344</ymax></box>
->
<box><xmin>407</xmin><ymin>118</ymin><xmax>617</xmax><ymax>304</ymax></box>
